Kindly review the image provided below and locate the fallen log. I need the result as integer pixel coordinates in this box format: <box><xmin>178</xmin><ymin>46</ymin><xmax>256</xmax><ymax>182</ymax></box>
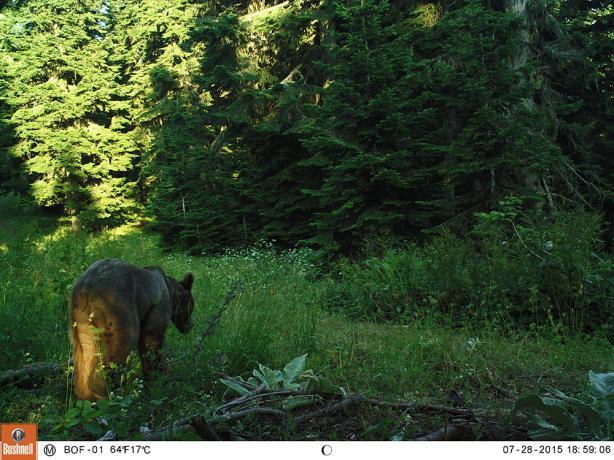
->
<box><xmin>0</xmin><ymin>362</ymin><xmax>63</xmax><ymax>388</ymax></box>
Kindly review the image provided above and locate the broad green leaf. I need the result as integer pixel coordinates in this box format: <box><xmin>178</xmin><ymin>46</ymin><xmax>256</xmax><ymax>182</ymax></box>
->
<box><xmin>220</xmin><ymin>378</ymin><xmax>249</xmax><ymax>395</ymax></box>
<box><xmin>588</xmin><ymin>371</ymin><xmax>614</xmax><ymax>399</ymax></box>
<box><xmin>390</xmin><ymin>432</ymin><xmax>405</xmax><ymax>441</ymax></box>
<box><xmin>94</xmin><ymin>399</ymin><xmax>111</xmax><ymax>411</ymax></box>
<box><xmin>282</xmin><ymin>354</ymin><xmax>307</xmax><ymax>386</ymax></box>
<box><xmin>549</xmin><ymin>388</ymin><xmax>585</xmax><ymax>405</ymax></box>
<box><xmin>305</xmin><ymin>376</ymin><xmax>343</xmax><ymax>394</ymax></box>
<box><xmin>65</xmin><ymin>418</ymin><xmax>81</xmax><ymax>429</ymax></box>
<box><xmin>83</xmin><ymin>421</ymin><xmax>104</xmax><ymax>436</ymax></box>
<box><xmin>75</xmin><ymin>400</ymin><xmax>90</xmax><ymax>411</ymax></box>
<box><xmin>527</xmin><ymin>415</ymin><xmax>577</xmax><ymax>440</ymax></box>
<box><xmin>81</xmin><ymin>406</ymin><xmax>99</xmax><ymax>421</ymax></box>
<box><xmin>117</xmin><ymin>395</ymin><xmax>135</xmax><ymax>408</ymax></box>
<box><xmin>254</xmin><ymin>364</ymin><xmax>282</xmax><ymax>389</ymax></box>
<box><xmin>514</xmin><ymin>394</ymin><xmax>577</xmax><ymax>432</ymax></box>
<box><xmin>573</xmin><ymin>403</ymin><xmax>605</xmax><ymax>436</ymax></box>
<box><xmin>64</xmin><ymin>407</ymin><xmax>81</xmax><ymax>420</ymax></box>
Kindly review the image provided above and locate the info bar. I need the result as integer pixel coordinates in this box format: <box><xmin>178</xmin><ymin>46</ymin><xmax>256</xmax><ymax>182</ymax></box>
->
<box><xmin>33</xmin><ymin>441</ymin><xmax>614</xmax><ymax>460</ymax></box>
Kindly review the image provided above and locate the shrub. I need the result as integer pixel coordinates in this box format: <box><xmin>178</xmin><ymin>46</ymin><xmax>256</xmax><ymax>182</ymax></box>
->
<box><xmin>321</xmin><ymin>198</ymin><xmax>614</xmax><ymax>333</ymax></box>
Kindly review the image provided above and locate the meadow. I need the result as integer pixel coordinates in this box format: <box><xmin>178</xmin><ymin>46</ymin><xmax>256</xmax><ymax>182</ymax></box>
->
<box><xmin>0</xmin><ymin>207</ymin><xmax>612</xmax><ymax>440</ymax></box>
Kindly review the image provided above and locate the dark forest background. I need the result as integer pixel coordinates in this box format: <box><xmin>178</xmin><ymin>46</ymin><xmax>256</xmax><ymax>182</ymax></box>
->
<box><xmin>1</xmin><ymin>0</ymin><xmax>612</xmax><ymax>253</ymax></box>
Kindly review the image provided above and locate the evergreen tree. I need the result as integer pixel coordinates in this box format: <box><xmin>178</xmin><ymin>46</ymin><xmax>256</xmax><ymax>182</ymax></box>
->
<box><xmin>0</xmin><ymin>0</ymin><xmax>610</xmax><ymax>255</ymax></box>
<box><xmin>0</xmin><ymin>0</ymin><xmax>138</xmax><ymax>226</ymax></box>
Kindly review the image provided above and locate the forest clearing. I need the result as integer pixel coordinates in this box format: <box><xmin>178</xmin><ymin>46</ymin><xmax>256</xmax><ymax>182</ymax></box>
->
<box><xmin>1</xmin><ymin>210</ymin><xmax>612</xmax><ymax>440</ymax></box>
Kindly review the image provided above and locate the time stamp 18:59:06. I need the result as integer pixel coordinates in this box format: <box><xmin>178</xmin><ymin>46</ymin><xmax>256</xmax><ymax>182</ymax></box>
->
<box><xmin>502</xmin><ymin>445</ymin><xmax>612</xmax><ymax>455</ymax></box>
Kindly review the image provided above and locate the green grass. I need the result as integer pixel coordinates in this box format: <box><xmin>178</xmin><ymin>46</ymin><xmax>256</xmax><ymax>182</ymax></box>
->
<box><xmin>0</xmin><ymin>214</ymin><xmax>612</xmax><ymax>440</ymax></box>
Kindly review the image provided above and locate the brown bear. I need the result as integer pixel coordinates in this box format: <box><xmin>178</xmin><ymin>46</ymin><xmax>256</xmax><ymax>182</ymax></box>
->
<box><xmin>70</xmin><ymin>258</ymin><xmax>195</xmax><ymax>401</ymax></box>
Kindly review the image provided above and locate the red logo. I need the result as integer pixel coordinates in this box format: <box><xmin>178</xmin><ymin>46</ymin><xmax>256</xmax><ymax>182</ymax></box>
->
<box><xmin>1</xmin><ymin>424</ymin><xmax>37</xmax><ymax>460</ymax></box>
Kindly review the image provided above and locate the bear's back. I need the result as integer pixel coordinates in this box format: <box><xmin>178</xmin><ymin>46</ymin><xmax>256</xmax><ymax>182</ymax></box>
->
<box><xmin>74</xmin><ymin>258</ymin><xmax>137</xmax><ymax>297</ymax></box>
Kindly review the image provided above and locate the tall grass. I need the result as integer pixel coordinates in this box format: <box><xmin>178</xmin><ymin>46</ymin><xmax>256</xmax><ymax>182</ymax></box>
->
<box><xmin>0</xmin><ymin>210</ymin><xmax>612</xmax><ymax>439</ymax></box>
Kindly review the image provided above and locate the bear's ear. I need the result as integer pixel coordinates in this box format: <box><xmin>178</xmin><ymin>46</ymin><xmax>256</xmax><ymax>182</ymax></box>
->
<box><xmin>182</xmin><ymin>272</ymin><xmax>194</xmax><ymax>290</ymax></box>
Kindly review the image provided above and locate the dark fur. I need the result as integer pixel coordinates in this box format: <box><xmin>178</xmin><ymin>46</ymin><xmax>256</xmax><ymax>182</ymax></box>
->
<box><xmin>70</xmin><ymin>258</ymin><xmax>195</xmax><ymax>401</ymax></box>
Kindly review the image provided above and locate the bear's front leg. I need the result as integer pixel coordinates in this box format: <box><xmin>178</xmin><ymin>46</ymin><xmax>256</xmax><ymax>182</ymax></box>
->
<box><xmin>138</xmin><ymin>333</ymin><xmax>166</xmax><ymax>379</ymax></box>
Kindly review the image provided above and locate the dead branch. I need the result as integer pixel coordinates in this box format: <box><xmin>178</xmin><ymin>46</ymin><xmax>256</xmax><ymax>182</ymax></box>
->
<box><xmin>241</xmin><ymin>1</ymin><xmax>289</xmax><ymax>22</ymax></box>
<box><xmin>195</xmin><ymin>281</ymin><xmax>244</xmax><ymax>355</ymax></box>
<box><xmin>144</xmin><ymin>414</ymin><xmax>219</xmax><ymax>441</ymax></box>
<box><xmin>143</xmin><ymin>422</ymin><xmax>196</xmax><ymax>441</ymax></box>
<box><xmin>562</xmin><ymin>160</ymin><xmax>605</xmax><ymax>196</ymax></box>
<box><xmin>415</xmin><ymin>424</ymin><xmax>459</xmax><ymax>441</ymax></box>
<box><xmin>558</xmin><ymin>169</ymin><xmax>598</xmax><ymax>210</ymax></box>
<box><xmin>366</xmin><ymin>398</ymin><xmax>475</xmax><ymax>417</ymax></box>
<box><xmin>294</xmin><ymin>394</ymin><xmax>366</xmax><ymax>424</ymax></box>
<box><xmin>191</xmin><ymin>416</ymin><xmax>221</xmax><ymax>441</ymax></box>
<box><xmin>512</xmin><ymin>221</ymin><xmax>546</xmax><ymax>262</ymax></box>
<box><xmin>211</xmin><ymin>407</ymin><xmax>287</xmax><ymax>423</ymax></box>
<box><xmin>214</xmin><ymin>384</ymin><xmax>269</xmax><ymax>414</ymax></box>
<box><xmin>215</xmin><ymin>387</ymin><xmax>315</xmax><ymax>415</ymax></box>
<box><xmin>281</xmin><ymin>65</ymin><xmax>303</xmax><ymax>84</ymax></box>
<box><xmin>0</xmin><ymin>362</ymin><xmax>63</xmax><ymax>387</ymax></box>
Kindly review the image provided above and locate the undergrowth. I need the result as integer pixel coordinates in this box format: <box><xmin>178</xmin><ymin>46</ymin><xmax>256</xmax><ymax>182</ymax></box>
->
<box><xmin>0</xmin><ymin>209</ymin><xmax>612</xmax><ymax>440</ymax></box>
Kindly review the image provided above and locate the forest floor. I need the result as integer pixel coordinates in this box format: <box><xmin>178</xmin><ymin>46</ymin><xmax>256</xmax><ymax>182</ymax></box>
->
<box><xmin>0</xmin><ymin>214</ymin><xmax>612</xmax><ymax>440</ymax></box>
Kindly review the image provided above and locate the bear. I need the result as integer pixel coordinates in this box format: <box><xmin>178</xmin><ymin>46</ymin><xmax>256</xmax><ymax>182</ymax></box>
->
<box><xmin>70</xmin><ymin>258</ymin><xmax>195</xmax><ymax>401</ymax></box>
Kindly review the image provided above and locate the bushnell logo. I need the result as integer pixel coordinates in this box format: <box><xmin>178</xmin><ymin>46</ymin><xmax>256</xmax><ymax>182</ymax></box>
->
<box><xmin>1</xmin><ymin>423</ymin><xmax>37</xmax><ymax>460</ymax></box>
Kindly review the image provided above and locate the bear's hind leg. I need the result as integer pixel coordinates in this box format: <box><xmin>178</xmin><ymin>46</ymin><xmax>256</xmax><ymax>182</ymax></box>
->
<box><xmin>73</xmin><ymin>321</ymin><xmax>108</xmax><ymax>401</ymax></box>
<box><xmin>100</xmin><ymin>314</ymin><xmax>140</xmax><ymax>391</ymax></box>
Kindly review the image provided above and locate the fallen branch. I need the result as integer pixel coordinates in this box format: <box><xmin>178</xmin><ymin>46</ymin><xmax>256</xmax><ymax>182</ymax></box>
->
<box><xmin>143</xmin><ymin>422</ymin><xmax>196</xmax><ymax>441</ymax></box>
<box><xmin>146</xmin><ymin>394</ymin><xmax>363</xmax><ymax>440</ymax></box>
<box><xmin>415</xmin><ymin>424</ymin><xmax>459</xmax><ymax>441</ymax></box>
<box><xmin>366</xmin><ymin>398</ymin><xmax>475</xmax><ymax>417</ymax></box>
<box><xmin>215</xmin><ymin>387</ymin><xmax>313</xmax><ymax>415</ymax></box>
<box><xmin>214</xmin><ymin>384</ymin><xmax>268</xmax><ymax>414</ymax></box>
<box><xmin>210</xmin><ymin>407</ymin><xmax>287</xmax><ymax>423</ymax></box>
<box><xmin>144</xmin><ymin>415</ymin><xmax>220</xmax><ymax>441</ymax></box>
<box><xmin>0</xmin><ymin>362</ymin><xmax>63</xmax><ymax>387</ymax></box>
<box><xmin>139</xmin><ymin>389</ymin><xmax>527</xmax><ymax>441</ymax></box>
<box><xmin>294</xmin><ymin>394</ymin><xmax>366</xmax><ymax>424</ymax></box>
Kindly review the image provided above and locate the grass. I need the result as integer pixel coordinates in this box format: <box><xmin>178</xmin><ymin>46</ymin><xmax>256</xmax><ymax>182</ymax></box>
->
<box><xmin>0</xmin><ymin>213</ymin><xmax>612</xmax><ymax>440</ymax></box>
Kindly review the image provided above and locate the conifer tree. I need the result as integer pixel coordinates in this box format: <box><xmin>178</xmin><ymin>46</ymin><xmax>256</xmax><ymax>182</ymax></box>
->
<box><xmin>0</xmin><ymin>0</ymin><xmax>138</xmax><ymax>226</ymax></box>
